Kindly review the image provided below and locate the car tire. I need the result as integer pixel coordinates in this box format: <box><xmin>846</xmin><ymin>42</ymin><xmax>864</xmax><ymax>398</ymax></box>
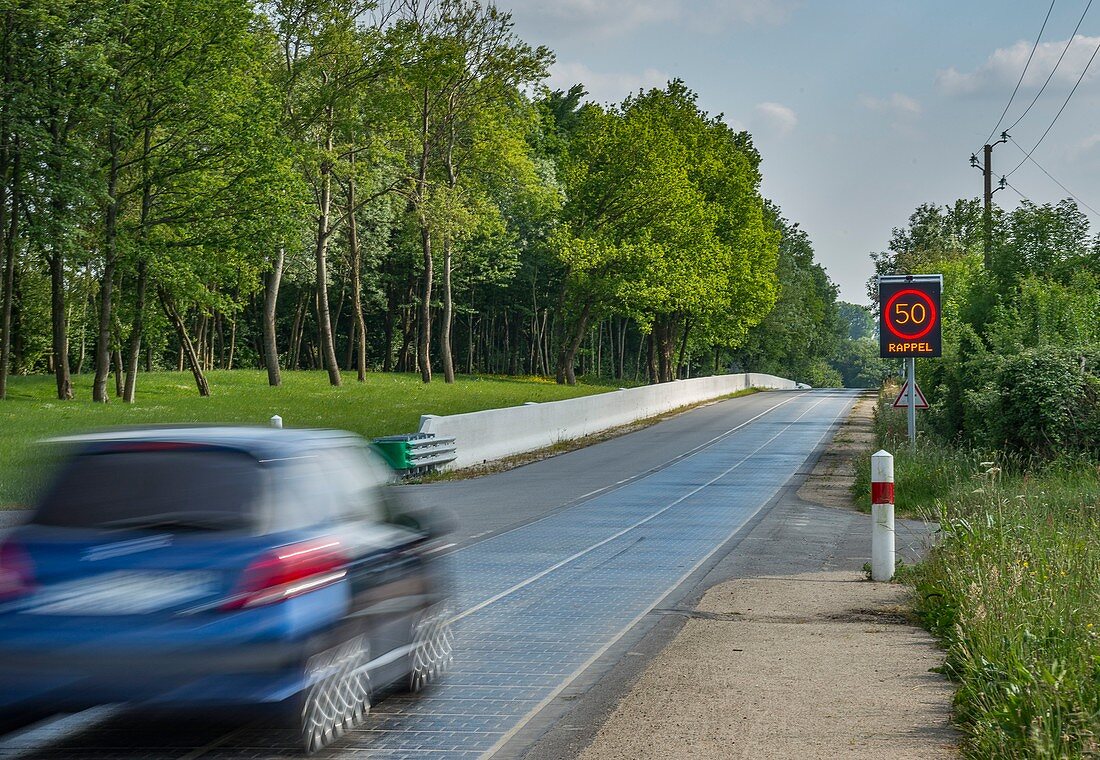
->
<box><xmin>408</xmin><ymin>604</ymin><xmax>454</xmax><ymax>693</ymax></box>
<box><xmin>298</xmin><ymin>635</ymin><xmax>371</xmax><ymax>755</ymax></box>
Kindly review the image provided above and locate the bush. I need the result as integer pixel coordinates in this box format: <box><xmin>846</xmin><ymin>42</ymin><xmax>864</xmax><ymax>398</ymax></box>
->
<box><xmin>995</xmin><ymin>349</ymin><xmax>1096</xmax><ymax>458</ymax></box>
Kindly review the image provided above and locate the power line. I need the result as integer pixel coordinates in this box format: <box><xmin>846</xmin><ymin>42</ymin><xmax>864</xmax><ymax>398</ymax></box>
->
<box><xmin>1006</xmin><ymin>0</ymin><xmax>1094</xmax><ymax>133</ymax></box>
<box><xmin>1004</xmin><ymin>179</ymin><xmax>1033</xmax><ymax>202</ymax></box>
<box><xmin>982</xmin><ymin>0</ymin><xmax>1058</xmax><ymax>147</ymax></box>
<box><xmin>1006</xmin><ymin>32</ymin><xmax>1100</xmax><ymax>177</ymax></box>
<box><xmin>1008</xmin><ymin>135</ymin><xmax>1100</xmax><ymax>217</ymax></box>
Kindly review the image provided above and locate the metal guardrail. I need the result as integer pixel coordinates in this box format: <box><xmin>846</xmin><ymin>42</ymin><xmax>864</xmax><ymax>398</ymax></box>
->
<box><xmin>372</xmin><ymin>433</ymin><xmax>457</xmax><ymax>476</ymax></box>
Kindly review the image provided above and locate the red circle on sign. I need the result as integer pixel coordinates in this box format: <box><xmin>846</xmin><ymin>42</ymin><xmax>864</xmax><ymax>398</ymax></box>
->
<box><xmin>884</xmin><ymin>288</ymin><xmax>937</xmax><ymax>341</ymax></box>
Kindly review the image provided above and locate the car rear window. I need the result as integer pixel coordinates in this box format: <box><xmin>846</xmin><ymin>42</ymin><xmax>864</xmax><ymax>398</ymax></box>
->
<box><xmin>32</xmin><ymin>448</ymin><xmax>263</xmax><ymax>531</ymax></box>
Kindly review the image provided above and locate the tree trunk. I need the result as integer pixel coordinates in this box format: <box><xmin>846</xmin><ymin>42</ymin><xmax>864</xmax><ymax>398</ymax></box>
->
<box><xmin>418</xmin><ymin>225</ymin><xmax>433</xmax><ymax>383</ymax></box>
<box><xmin>654</xmin><ymin>316</ymin><xmax>678</xmax><ymax>383</ymax></box>
<box><xmin>0</xmin><ymin>146</ymin><xmax>18</xmax><ymax>400</ymax></box>
<box><xmin>440</xmin><ymin>238</ymin><xmax>455</xmax><ymax>383</ymax></box>
<box><xmin>677</xmin><ymin>317</ymin><xmax>692</xmax><ymax>380</ymax></box>
<box><xmin>113</xmin><ymin>348</ymin><xmax>124</xmax><ymax>397</ymax></box>
<box><xmin>48</xmin><ymin>255</ymin><xmax>72</xmax><ymax>399</ymax></box>
<box><xmin>263</xmin><ymin>247</ymin><xmax>284</xmax><ymax>386</ymax></box>
<box><xmin>642</xmin><ymin>332</ymin><xmax>651</xmax><ymax>382</ymax></box>
<box><xmin>314</xmin><ymin>128</ymin><xmax>341</xmax><ymax>386</ymax></box>
<box><xmin>122</xmin><ymin>261</ymin><xmax>147</xmax><ymax>403</ymax></box>
<box><xmin>555</xmin><ymin>301</ymin><xmax>592</xmax><ymax>385</ymax></box>
<box><xmin>289</xmin><ymin>290</ymin><xmax>306</xmax><ymax>370</ymax></box>
<box><xmin>47</xmin><ymin>122</ymin><xmax>73</xmax><ymax>399</ymax></box>
<box><xmin>195</xmin><ymin>313</ymin><xmax>208</xmax><ymax>372</ymax></box>
<box><xmin>227</xmin><ymin>318</ymin><xmax>236</xmax><ymax>370</ymax></box>
<box><xmin>159</xmin><ymin>286</ymin><xmax>209</xmax><ymax>396</ymax></box>
<box><xmin>416</xmin><ymin>85</ymin><xmax>433</xmax><ymax>384</ymax></box>
<box><xmin>93</xmin><ymin>133</ymin><xmax>120</xmax><ymax>403</ymax></box>
<box><xmin>347</xmin><ymin>177</ymin><xmax>367</xmax><ymax>382</ymax></box>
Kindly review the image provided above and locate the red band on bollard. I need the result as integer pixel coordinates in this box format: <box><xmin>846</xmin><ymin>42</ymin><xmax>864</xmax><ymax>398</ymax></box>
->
<box><xmin>871</xmin><ymin>481</ymin><xmax>894</xmax><ymax>505</ymax></box>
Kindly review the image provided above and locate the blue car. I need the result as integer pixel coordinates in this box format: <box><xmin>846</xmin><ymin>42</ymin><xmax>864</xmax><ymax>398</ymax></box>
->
<box><xmin>0</xmin><ymin>426</ymin><xmax>453</xmax><ymax>754</ymax></box>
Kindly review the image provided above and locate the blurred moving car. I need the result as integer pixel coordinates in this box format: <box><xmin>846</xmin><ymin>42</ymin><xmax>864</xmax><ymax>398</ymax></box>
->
<box><xmin>0</xmin><ymin>427</ymin><xmax>453</xmax><ymax>754</ymax></box>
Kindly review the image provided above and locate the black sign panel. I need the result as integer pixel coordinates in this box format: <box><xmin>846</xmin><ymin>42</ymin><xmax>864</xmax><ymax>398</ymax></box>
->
<box><xmin>879</xmin><ymin>276</ymin><xmax>942</xmax><ymax>358</ymax></box>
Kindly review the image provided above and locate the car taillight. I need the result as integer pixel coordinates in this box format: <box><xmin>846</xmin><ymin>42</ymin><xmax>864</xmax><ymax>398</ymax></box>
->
<box><xmin>0</xmin><ymin>540</ymin><xmax>35</xmax><ymax>601</ymax></box>
<box><xmin>221</xmin><ymin>538</ymin><xmax>347</xmax><ymax>610</ymax></box>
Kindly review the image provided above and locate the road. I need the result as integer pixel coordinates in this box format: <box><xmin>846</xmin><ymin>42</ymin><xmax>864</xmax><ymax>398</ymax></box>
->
<box><xmin>0</xmin><ymin>388</ymin><xmax>859</xmax><ymax>759</ymax></box>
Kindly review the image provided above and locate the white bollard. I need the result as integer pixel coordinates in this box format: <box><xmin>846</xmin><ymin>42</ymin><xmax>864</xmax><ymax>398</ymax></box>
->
<box><xmin>870</xmin><ymin>449</ymin><xmax>895</xmax><ymax>581</ymax></box>
<box><xmin>270</xmin><ymin>414</ymin><xmax>283</xmax><ymax>429</ymax></box>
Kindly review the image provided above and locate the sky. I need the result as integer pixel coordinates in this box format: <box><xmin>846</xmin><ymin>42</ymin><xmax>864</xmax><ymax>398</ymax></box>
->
<box><xmin>501</xmin><ymin>0</ymin><xmax>1100</xmax><ymax>305</ymax></box>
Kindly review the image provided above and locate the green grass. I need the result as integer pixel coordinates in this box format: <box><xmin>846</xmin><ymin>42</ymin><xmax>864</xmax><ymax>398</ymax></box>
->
<box><xmin>0</xmin><ymin>370</ymin><xmax>618</xmax><ymax>506</ymax></box>
<box><xmin>911</xmin><ymin>461</ymin><xmax>1100</xmax><ymax>758</ymax></box>
<box><xmin>852</xmin><ymin>390</ymin><xmax>983</xmax><ymax>516</ymax></box>
<box><xmin>855</xmin><ymin>386</ymin><xmax>1100</xmax><ymax>757</ymax></box>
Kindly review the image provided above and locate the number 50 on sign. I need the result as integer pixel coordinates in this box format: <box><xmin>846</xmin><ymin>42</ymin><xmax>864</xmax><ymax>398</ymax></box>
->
<box><xmin>878</xmin><ymin>275</ymin><xmax>942</xmax><ymax>359</ymax></box>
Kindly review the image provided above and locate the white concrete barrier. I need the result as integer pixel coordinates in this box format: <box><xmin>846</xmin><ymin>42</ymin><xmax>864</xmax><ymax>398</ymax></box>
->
<box><xmin>417</xmin><ymin>373</ymin><xmax>797</xmax><ymax>470</ymax></box>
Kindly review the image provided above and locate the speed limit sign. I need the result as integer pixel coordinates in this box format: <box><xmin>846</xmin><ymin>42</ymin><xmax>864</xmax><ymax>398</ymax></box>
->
<box><xmin>878</xmin><ymin>275</ymin><xmax>942</xmax><ymax>358</ymax></box>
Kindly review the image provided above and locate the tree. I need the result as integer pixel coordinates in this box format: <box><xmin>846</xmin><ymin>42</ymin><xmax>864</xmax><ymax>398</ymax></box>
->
<box><xmin>837</xmin><ymin>302</ymin><xmax>873</xmax><ymax>340</ymax></box>
<box><xmin>732</xmin><ymin>207</ymin><xmax>842</xmax><ymax>385</ymax></box>
<box><xmin>553</xmin><ymin>81</ymin><xmax>778</xmax><ymax>384</ymax></box>
<box><xmin>395</xmin><ymin>0</ymin><xmax>550</xmax><ymax>383</ymax></box>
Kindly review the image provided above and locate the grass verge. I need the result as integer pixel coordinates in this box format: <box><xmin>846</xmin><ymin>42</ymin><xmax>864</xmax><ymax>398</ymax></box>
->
<box><xmin>0</xmin><ymin>370</ymin><xmax>618</xmax><ymax>506</ymax></box>
<box><xmin>857</xmin><ymin>388</ymin><xmax>1100</xmax><ymax>756</ymax></box>
<box><xmin>852</xmin><ymin>388</ymin><xmax>981</xmax><ymax>517</ymax></box>
<box><xmin>914</xmin><ymin>460</ymin><xmax>1100</xmax><ymax>758</ymax></box>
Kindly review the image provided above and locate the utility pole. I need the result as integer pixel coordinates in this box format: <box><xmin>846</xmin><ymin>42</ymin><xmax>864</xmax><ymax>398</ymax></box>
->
<box><xmin>971</xmin><ymin>132</ymin><xmax>1008</xmax><ymax>269</ymax></box>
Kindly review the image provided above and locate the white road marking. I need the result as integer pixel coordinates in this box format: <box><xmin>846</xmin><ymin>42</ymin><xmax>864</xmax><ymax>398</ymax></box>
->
<box><xmin>442</xmin><ymin>392</ymin><xmax>809</xmax><ymax>558</ymax></box>
<box><xmin>479</xmin><ymin>392</ymin><xmax>855</xmax><ymax>759</ymax></box>
<box><xmin>423</xmin><ymin>542</ymin><xmax>457</xmax><ymax>555</ymax></box>
<box><xmin>451</xmin><ymin>392</ymin><xmax>835</xmax><ymax>625</ymax></box>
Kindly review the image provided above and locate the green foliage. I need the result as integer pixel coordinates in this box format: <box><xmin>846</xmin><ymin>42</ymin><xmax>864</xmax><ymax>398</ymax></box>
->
<box><xmin>552</xmin><ymin>80</ymin><xmax>780</xmax><ymax>382</ymax></box>
<box><xmin>869</xmin><ymin>195</ymin><xmax>1100</xmax><ymax>758</ymax></box>
<box><xmin>731</xmin><ymin>206</ymin><xmax>861</xmax><ymax>385</ymax></box>
<box><xmin>837</xmin><ymin>301</ymin><xmax>874</xmax><ymax>340</ymax></box>
<box><xmin>0</xmin><ymin>0</ymin><xmax>842</xmax><ymax>400</ymax></box>
<box><xmin>994</xmin><ymin>349</ymin><xmax>1100</xmax><ymax>458</ymax></box>
<box><xmin>852</xmin><ymin>389</ymin><xmax>979</xmax><ymax>514</ymax></box>
<box><xmin>830</xmin><ymin>338</ymin><xmax>890</xmax><ymax>388</ymax></box>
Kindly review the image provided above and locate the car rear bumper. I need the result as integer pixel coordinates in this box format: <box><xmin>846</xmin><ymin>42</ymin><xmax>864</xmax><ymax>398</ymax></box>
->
<box><xmin>0</xmin><ymin>639</ymin><xmax>317</xmax><ymax>711</ymax></box>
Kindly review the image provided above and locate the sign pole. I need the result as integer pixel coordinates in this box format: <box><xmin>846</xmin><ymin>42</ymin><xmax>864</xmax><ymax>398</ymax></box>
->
<box><xmin>906</xmin><ymin>357</ymin><xmax>916</xmax><ymax>446</ymax></box>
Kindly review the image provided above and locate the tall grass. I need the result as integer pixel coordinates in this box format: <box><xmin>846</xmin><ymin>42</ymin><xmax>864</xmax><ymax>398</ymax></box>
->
<box><xmin>859</xmin><ymin>387</ymin><xmax>1100</xmax><ymax>756</ymax></box>
<box><xmin>912</xmin><ymin>462</ymin><xmax>1100</xmax><ymax>757</ymax></box>
<box><xmin>853</xmin><ymin>391</ymin><xmax>980</xmax><ymax>515</ymax></box>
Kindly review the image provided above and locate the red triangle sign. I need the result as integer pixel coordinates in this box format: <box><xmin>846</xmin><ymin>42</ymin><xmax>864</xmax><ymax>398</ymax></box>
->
<box><xmin>893</xmin><ymin>380</ymin><xmax>929</xmax><ymax>409</ymax></box>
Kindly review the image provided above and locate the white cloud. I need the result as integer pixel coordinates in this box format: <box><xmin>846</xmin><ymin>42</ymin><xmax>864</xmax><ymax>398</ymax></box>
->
<box><xmin>936</xmin><ymin>35</ymin><xmax>1100</xmax><ymax>96</ymax></box>
<box><xmin>507</xmin><ymin>0</ymin><xmax>796</xmax><ymax>40</ymax></box>
<box><xmin>752</xmin><ymin>101</ymin><xmax>797</xmax><ymax>136</ymax></box>
<box><xmin>859</xmin><ymin>92</ymin><xmax>921</xmax><ymax>116</ymax></box>
<box><xmin>1073</xmin><ymin>133</ymin><xmax>1100</xmax><ymax>158</ymax></box>
<box><xmin>547</xmin><ymin>61</ymin><xmax>670</xmax><ymax>104</ymax></box>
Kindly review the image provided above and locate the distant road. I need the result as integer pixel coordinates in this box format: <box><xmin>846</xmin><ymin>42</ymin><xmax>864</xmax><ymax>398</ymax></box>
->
<box><xmin>0</xmin><ymin>388</ymin><xmax>859</xmax><ymax>759</ymax></box>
